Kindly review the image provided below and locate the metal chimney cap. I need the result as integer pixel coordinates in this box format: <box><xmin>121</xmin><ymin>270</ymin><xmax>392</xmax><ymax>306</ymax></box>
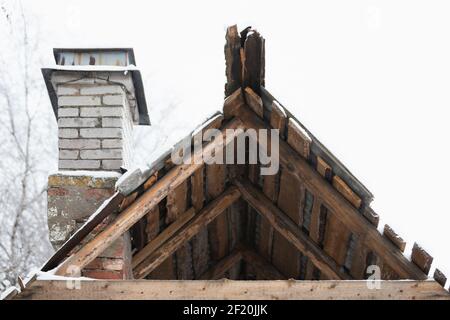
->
<box><xmin>53</xmin><ymin>48</ymin><xmax>136</xmax><ymax>67</ymax></box>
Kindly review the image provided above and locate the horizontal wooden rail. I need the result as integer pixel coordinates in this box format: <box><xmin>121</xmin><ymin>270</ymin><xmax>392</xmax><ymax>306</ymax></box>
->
<box><xmin>15</xmin><ymin>279</ymin><xmax>449</xmax><ymax>300</ymax></box>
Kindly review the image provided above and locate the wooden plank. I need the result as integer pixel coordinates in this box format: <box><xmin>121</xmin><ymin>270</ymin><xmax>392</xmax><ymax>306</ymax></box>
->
<box><xmin>287</xmin><ymin>118</ymin><xmax>311</xmax><ymax>159</ymax></box>
<box><xmin>241</xmin><ymin>246</ymin><xmax>285</xmax><ymax>280</ymax></box>
<box><xmin>433</xmin><ymin>269</ymin><xmax>447</xmax><ymax>288</ymax></box>
<box><xmin>242</xmin><ymin>30</ymin><xmax>265</xmax><ymax>94</ymax></box>
<box><xmin>206</xmin><ymin>163</ymin><xmax>229</xmax><ymax>261</ymax></box>
<box><xmin>383</xmin><ymin>225</ymin><xmax>406</xmax><ymax>252</ymax></box>
<box><xmin>235</xmin><ymin>178</ymin><xmax>350</xmax><ymax>280</ymax></box>
<box><xmin>332</xmin><ymin>176</ymin><xmax>362</xmax><ymax>209</ymax></box>
<box><xmin>272</xmin><ymin>169</ymin><xmax>302</xmax><ymax>278</ymax></box>
<box><xmin>190</xmin><ymin>166</ymin><xmax>210</xmax><ymax>278</ymax></box>
<box><xmin>224</xmin><ymin>25</ymin><xmax>242</xmax><ymax>97</ymax></box>
<box><xmin>411</xmin><ymin>243</ymin><xmax>433</xmax><ymax>275</ymax></box>
<box><xmin>223</xmin><ymin>88</ymin><xmax>245</xmax><ymax>120</ymax></box>
<box><xmin>316</xmin><ymin>156</ymin><xmax>332</xmax><ymax>181</ymax></box>
<box><xmin>271</xmin><ymin>232</ymin><xmax>300</xmax><ymax>278</ymax></box>
<box><xmin>277</xmin><ymin>170</ymin><xmax>303</xmax><ymax>225</ymax></box>
<box><xmin>55</xmin><ymin>118</ymin><xmax>244</xmax><ymax>276</ymax></box>
<box><xmin>132</xmin><ymin>208</ymin><xmax>195</xmax><ymax>268</ymax></box>
<box><xmin>133</xmin><ymin>186</ymin><xmax>241</xmax><ymax>279</ymax></box>
<box><xmin>349</xmin><ymin>236</ymin><xmax>370</xmax><ymax>279</ymax></box>
<box><xmin>167</xmin><ymin>181</ymin><xmax>194</xmax><ymax>279</ymax></box>
<box><xmin>308</xmin><ymin>196</ymin><xmax>323</xmax><ymax>244</ymax></box>
<box><xmin>244</xmin><ymin>87</ymin><xmax>264</xmax><ymax>118</ymax></box>
<box><xmin>323</xmin><ymin>211</ymin><xmax>352</xmax><ymax>268</ymax></box>
<box><xmin>145</xmin><ymin>205</ymin><xmax>159</xmax><ymax>242</ymax></box>
<box><xmin>270</xmin><ymin>100</ymin><xmax>287</xmax><ymax>138</ymax></box>
<box><xmin>198</xmin><ymin>248</ymin><xmax>243</xmax><ymax>280</ymax></box>
<box><xmin>362</xmin><ymin>206</ymin><xmax>380</xmax><ymax>227</ymax></box>
<box><xmin>18</xmin><ymin>279</ymin><xmax>450</xmax><ymax>300</ymax></box>
<box><xmin>229</xmin><ymin>105</ymin><xmax>426</xmax><ymax>280</ymax></box>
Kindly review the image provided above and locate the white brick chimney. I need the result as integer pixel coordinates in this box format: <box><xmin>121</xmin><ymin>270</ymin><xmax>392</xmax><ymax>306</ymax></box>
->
<box><xmin>42</xmin><ymin>50</ymin><xmax>149</xmax><ymax>280</ymax></box>
<box><xmin>43</xmin><ymin>48</ymin><xmax>150</xmax><ymax>172</ymax></box>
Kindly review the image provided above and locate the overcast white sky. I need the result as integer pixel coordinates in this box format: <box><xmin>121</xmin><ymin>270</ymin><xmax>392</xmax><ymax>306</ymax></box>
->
<box><xmin>23</xmin><ymin>0</ymin><xmax>450</xmax><ymax>283</ymax></box>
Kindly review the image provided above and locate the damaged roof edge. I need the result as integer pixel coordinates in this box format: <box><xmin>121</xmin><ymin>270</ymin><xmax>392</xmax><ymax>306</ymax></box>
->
<box><xmin>260</xmin><ymin>86</ymin><xmax>374</xmax><ymax>204</ymax></box>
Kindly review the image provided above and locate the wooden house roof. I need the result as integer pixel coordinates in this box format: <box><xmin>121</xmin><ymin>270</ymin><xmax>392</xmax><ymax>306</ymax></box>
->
<box><xmin>6</xmin><ymin>25</ymin><xmax>449</xmax><ymax>300</ymax></box>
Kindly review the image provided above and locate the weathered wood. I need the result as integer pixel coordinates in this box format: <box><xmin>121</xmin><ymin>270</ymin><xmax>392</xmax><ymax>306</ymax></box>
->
<box><xmin>230</xmin><ymin>105</ymin><xmax>426</xmax><ymax>280</ymax></box>
<box><xmin>224</xmin><ymin>25</ymin><xmax>242</xmax><ymax>97</ymax></box>
<box><xmin>308</xmin><ymin>196</ymin><xmax>323</xmax><ymax>245</ymax></box>
<box><xmin>332</xmin><ymin>175</ymin><xmax>362</xmax><ymax>209</ymax></box>
<box><xmin>383</xmin><ymin>225</ymin><xmax>406</xmax><ymax>252</ymax></box>
<box><xmin>270</xmin><ymin>100</ymin><xmax>287</xmax><ymax>138</ymax></box>
<box><xmin>323</xmin><ymin>211</ymin><xmax>352</xmax><ymax>268</ymax></box>
<box><xmin>241</xmin><ymin>246</ymin><xmax>285</xmax><ymax>280</ymax></box>
<box><xmin>206</xmin><ymin>163</ymin><xmax>229</xmax><ymax>261</ymax></box>
<box><xmin>132</xmin><ymin>208</ymin><xmax>196</xmax><ymax>269</ymax></box>
<box><xmin>133</xmin><ymin>186</ymin><xmax>241</xmax><ymax>279</ymax></box>
<box><xmin>145</xmin><ymin>205</ymin><xmax>160</xmax><ymax>242</ymax></box>
<box><xmin>223</xmin><ymin>88</ymin><xmax>245</xmax><ymax>119</ymax></box>
<box><xmin>411</xmin><ymin>243</ymin><xmax>433</xmax><ymax>275</ymax></box>
<box><xmin>17</xmin><ymin>279</ymin><xmax>450</xmax><ymax>300</ymax></box>
<box><xmin>235</xmin><ymin>178</ymin><xmax>350</xmax><ymax>280</ymax></box>
<box><xmin>167</xmin><ymin>181</ymin><xmax>193</xmax><ymax>279</ymax></box>
<box><xmin>272</xmin><ymin>169</ymin><xmax>302</xmax><ymax>278</ymax></box>
<box><xmin>55</xmin><ymin>118</ymin><xmax>244</xmax><ymax>276</ymax></box>
<box><xmin>244</xmin><ymin>87</ymin><xmax>264</xmax><ymax>118</ymax></box>
<box><xmin>316</xmin><ymin>156</ymin><xmax>332</xmax><ymax>181</ymax></box>
<box><xmin>433</xmin><ymin>269</ymin><xmax>447</xmax><ymax>288</ymax></box>
<box><xmin>362</xmin><ymin>206</ymin><xmax>380</xmax><ymax>227</ymax></box>
<box><xmin>190</xmin><ymin>166</ymin><xmax>209</xmax><ymax>277</ymax></box>
<box><xmin>271</xmin><ymin>232</ymin><xmax>300</xmax><ymax>278</ymax></box>
<box><xmin>259</xmin><ymin>173</ymin><xmax>278</xmax><ymax>260</ymax></box>
<box><xmin>242</xmin><ymin>30</ymin><xmax>265</xmax><ymax>94</ymax></box>
<box><xmin>287</xmin><ymin>118</ymin><xmax>311</xmax><ymax>159</ymax></box>
<box><xmin>277</xmin><ymin>169</ymin><xmax>303</xmax><ymax>225</ymax></box>
<box><xmin>198</xmin><ymin>248</ymin><xmax>243</xmax><ymax>280</ymax></box>
<box><xmin>119</xmin><ymin>191</ymin><xmax>138</xmax><ymax>211</ymax></box>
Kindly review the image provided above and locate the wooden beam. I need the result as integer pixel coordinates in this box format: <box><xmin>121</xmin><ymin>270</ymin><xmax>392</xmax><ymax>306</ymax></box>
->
<box><xmin>132</xmin><ymin>208</ymin><xmax>196</xmax><ymax>268</ymax></box>
<box><xmin>133</xmin><ymin>186</ymin><xmax>241</xmax><ymax>279</ymax></box>
<box><xmin>198</xmin><ymin>248</ymin><xmax>243</xmax><ymax>280</ymax></box>
<box><xmin>234</xmin><ymin>178</ymin><xmax>350</xmax><ymax>280</ymax></box>
<box><xmin>16</xmin><ymin>279</ymin><xmax>450</xmax><ymax>300</ymax></box>
<box><xmin>55</xmin><ymin>118</ymin><xmax>244</xmax><ymax>276</ymax></box>
<box><xmin>230</xmin><ymin>105</ymin><xmax>426</xmax><ymax>280</ymax></box>
<box><xmin>241</xmin><ymin>247</ymin><xmax>286</xmax><ymax>280</ymax></box>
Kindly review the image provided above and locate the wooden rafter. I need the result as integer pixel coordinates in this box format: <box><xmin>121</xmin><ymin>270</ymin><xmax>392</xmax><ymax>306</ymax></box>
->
<box><xmin>15</xmin><ymin>279</ymin><xmax>450</xmax><ymax>300</ymax></box>
<box><xmin>241</xmin><ymin>246</ymin><xmax>286</xmax><ymax>280</ymax></box>
<box><xmin>133</xmin><ymin>186</ymin><xmax>241</xmax><ymax>279</ymax></box>
<box><xmin>235</xmin><ymin>178</ymin><xmax>350</xmax><ymax>280</ymax></box>
<box><xmin>132</xmin><ymin>208</ymin><xmax>196</xmax><ymax>268</ymax></box>
<box><xmin>229</xmin><ymin>102</ymin><xmax>426</xmax><ymax>280</ymax></box>
<box><xmin>198</xmin><ymin>247</ymin><xmax>243</xmax><ymax>280</ymax></box>
<box><xmin>55</xmin><ymin>118</ymin><xmax>245</xmax><ymax>276</ymax></box>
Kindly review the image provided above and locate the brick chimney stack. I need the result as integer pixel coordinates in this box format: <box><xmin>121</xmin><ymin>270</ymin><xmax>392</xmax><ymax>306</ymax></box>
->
<box><xmin>42</xmin><ymin>49</ymin><xmax>149</xmax><ymax>279</ymax></box>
